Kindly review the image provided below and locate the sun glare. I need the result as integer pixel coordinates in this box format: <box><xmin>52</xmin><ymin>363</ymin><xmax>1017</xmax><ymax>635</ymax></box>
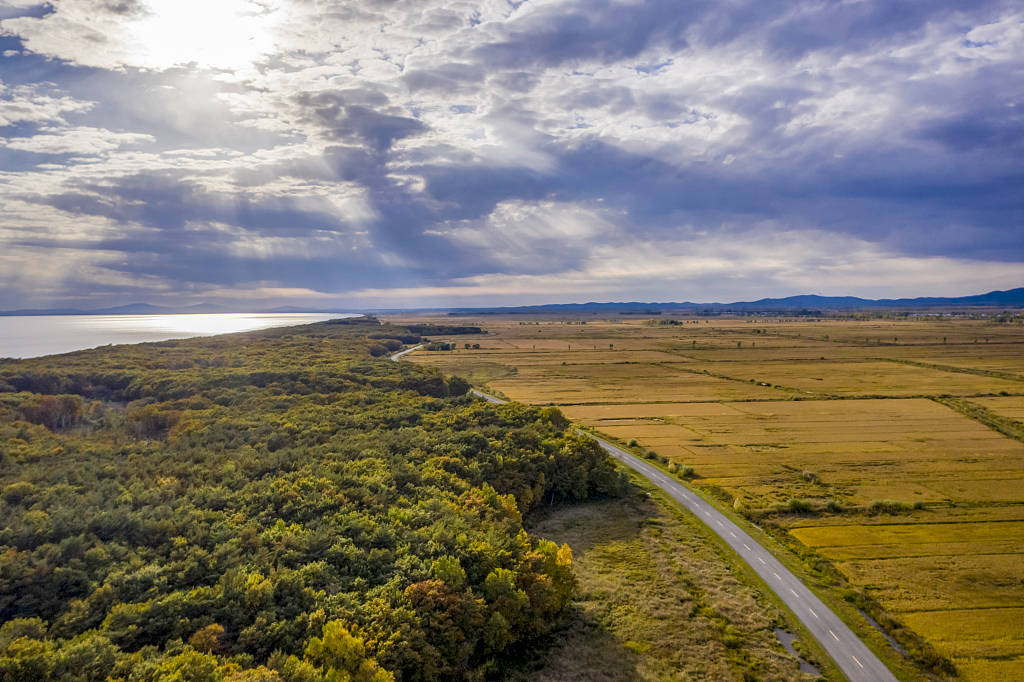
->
<box><xmin>130</xmin><ymin>0</ymin><xmax>280</xmax><ymax>71</ymax></box>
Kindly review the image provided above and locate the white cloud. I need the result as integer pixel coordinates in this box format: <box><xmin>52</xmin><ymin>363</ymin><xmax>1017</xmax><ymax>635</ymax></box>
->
<box><xmin>2</xmin><ymin>126</ymin><xmax>154</xmax><ymax>154</ymax></box>
<box><xmin>1</xmin><ymin>0</ymin><xmax>290</xmax><ymax>72</ymax></box>
<box><xmin>0</xmin><ymin>82</ymin><xmax>95</xmax><ymax>126</ymax></box>
<box><xmin>335</xmin><ymin>227</ymin><xmax>1024</xmax><ymax>306</ymax></box>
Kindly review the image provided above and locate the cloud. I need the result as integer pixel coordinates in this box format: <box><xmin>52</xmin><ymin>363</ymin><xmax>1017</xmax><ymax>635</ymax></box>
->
<box><xmin>0</xmin><ymin>0</ymin><xmax>1021</xmax><ymax>308</ymax></box>
<box><xmin>0</xmin><ymin>81</ymin><xmax>95</xmax><ymax>126</ymax></box>
<box><xmin>2</xmin><ymin>126</ymin><xmax>153</xmax><ymax>154</ymax></box>
<box><xmin>338</xmin><ymin>227</ymin><xmax>1024</xmax><ymax>307</ymax></box>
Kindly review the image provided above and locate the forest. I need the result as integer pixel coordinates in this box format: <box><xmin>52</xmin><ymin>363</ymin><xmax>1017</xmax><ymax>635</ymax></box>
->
<box><xmin>0</xmin><ymin>318</ymin><xmax>625</xmax><ymax>681</ymax></box>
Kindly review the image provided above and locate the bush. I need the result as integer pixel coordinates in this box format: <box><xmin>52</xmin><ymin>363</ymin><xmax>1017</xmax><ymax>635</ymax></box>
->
<box><xmin>869</xmin><ymin>499</ymin><xmax>912</xmax><ymax>514</ymax></box>
<box><xmin>785</xmin><ymin>498</ymin><xmax>814</xmax><ymax>514</ymax></box>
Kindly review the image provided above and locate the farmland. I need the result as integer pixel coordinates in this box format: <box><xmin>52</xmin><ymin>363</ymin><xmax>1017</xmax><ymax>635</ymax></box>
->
<box><xmin>400</xmin><ymin>314</ymin><xmax>1024</xmax><ymax>680</ymax></box>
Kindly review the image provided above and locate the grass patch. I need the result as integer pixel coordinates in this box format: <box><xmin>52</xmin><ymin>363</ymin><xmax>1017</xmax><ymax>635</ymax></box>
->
<box><xmin>520</xmin><ymin>492</ymin><xmax>822</xmax><ymax>681</ymax></box>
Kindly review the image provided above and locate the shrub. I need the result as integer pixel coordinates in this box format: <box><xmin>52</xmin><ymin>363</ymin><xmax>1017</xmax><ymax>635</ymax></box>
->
<box><xmin>869</xmin><ymin>499</ymin><xmax>912</xmax><ymax>514</ymax></box>
<box><xmin>785</xmin><ymin>498</ymin><xmax>814</xmax><ymax>514</ymax></box>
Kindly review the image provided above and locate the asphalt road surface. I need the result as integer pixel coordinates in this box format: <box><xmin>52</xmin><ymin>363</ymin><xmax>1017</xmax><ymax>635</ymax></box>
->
<box><xmin>388</xmin><ymin>344</ymin><xmax>423</xmax><ymax>361</ymax></box>
<box><xmin>394</xmin><ymin>351</ymin><xmax>898</xmax><ymax>681</ymax></box>
<box><xmin>590</xmin><ymin>436</ymin><xmax>898</xmax><ymax>682</ymax></box>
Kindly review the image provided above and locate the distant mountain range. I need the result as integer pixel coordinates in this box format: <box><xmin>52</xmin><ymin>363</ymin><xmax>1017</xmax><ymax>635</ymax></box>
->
<box><xmin>3</xmin><ymin>287</ymin><xmax>1023</xmax><ymax>317</ymax></box>
<box><xmin>446</xmin><ymin>287</ymin><xmax>1024</xmax><ymax>315</ymax></box>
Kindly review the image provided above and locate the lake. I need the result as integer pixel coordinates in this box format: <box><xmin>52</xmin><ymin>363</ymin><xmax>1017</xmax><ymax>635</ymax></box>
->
<box><xmin>0</xmin><ymin>313</ymin><xmax>357</xmax><ymax>359</ymax></box>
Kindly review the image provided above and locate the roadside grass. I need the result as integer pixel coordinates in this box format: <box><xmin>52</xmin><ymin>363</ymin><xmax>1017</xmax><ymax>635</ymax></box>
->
<box><xmin>519</xmin><ymin>490</ymin><xmax>823</xmax><ymax>681</ymax></box>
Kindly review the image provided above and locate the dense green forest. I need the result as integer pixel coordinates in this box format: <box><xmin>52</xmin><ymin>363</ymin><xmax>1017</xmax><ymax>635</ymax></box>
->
<box><xmin>0</xmin><ymin>319</ymin><xmax>625</xmax><ymax>680</ymax></box>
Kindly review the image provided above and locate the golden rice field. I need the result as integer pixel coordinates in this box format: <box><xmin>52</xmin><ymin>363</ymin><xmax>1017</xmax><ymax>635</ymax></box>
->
<box><xmin>397</xmin><ymin>314</ymin><xmax>1024</xmax><ymax>680</ymax></box>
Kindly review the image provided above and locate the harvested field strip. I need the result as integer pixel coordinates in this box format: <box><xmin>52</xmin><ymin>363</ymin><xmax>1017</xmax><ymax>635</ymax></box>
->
<box><xmin>973</xmin><ymin>395</ymin><xmax>1024</xmax><ymax>423</ymax></box>
<box><xmin>884</xmin><ymin>357</ymin><xmax>1024</xmax><ymax>383</ymax></box>
<box><xmin>651</xmin><ymin>362</ymin><xmax>836</xmax><ymax>399</ymax></box>
<box><xmin>813</xmin><ymin>542</ymin><xmax>1021</xmax><ymax>561</ymax></box>
<box><xmin>900</xmin><ymin>608</ymin><xmax>1024</xmax><ymax>669</ymax></box>
<box><xmin>936</xmin><ymin>397</ymin><xmax>1024</xmax><ymax>443</ymax></box>
<box><xmin>782</xmin><ymin>505</ymin><xmax>1024</xmax><ymax>527</ymax></box>
<box><xmin>837</xmin><ymin>553</ymin><xmax>1024</xmax><ymax>611</ymax></box>
<box><xmin>790</xmin><ymin>520</ymin><xmax>1024</xmax><ymax>547</ymax></box>
<box><xmin>899</xmin><ymin>607</ymin><xmax>1024</xmax><ymax>662</ymax></box>
<box><xmin>956</xmin><ymin>658</ymin><xmax>1024</xmax><ymax>682</ymax></box>
<box><xmin>691</xmin><ymin>360</ymin><xmax>1024</xmax><ymax>397</ymax></box>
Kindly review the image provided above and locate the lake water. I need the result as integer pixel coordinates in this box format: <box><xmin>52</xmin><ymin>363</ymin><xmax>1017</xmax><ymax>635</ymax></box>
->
<box><xmin>0</xmin><ymin>313</ymin><xmax>357</xmax><ymax>359</ymax></box>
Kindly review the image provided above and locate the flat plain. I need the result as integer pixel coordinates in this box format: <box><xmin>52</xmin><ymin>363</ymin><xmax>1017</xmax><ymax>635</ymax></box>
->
<box><xmin>398</xmin><ymin>313</ymin><xmax>1024</xmax><ymax>681</ymax></box>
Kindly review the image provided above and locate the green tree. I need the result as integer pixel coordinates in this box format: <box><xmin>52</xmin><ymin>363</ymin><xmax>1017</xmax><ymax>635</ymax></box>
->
<box><xmin>303</xmin><ymin>621</ymin><xmax>393</xmax><ymax>682</ymax></box>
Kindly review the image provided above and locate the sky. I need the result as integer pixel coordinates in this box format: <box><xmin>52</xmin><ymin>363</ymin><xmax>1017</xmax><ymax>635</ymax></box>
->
<box><xmin>0</xmin><ymin>0</ymin><xmax>1022</xmax><ymax>310</ymax></box>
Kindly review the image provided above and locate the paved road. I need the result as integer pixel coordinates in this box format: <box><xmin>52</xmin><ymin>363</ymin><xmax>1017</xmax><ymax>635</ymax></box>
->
<box><xmin>388</xmin><ymin>344</ymin><xmax>423</xmax><ymax>361</ymax></box>
<box><xmin>394</xmin><ymin>350</ymin><xmax>898</xmax><ymax>681</ymax></box>
<box><xmin>470</xmin><ymin>388</ymin><xmax>504</xmax><ymax>404</ymax></box>
<box><xmin>591</xmin><ymin>437</ymin><xmax>897</xmax><ymax>682</ymax></box>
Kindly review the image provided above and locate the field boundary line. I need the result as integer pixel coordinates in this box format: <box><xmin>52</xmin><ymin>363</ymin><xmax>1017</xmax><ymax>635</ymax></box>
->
<box><xmin>881</xmin><ymin>357</ymin><xmax>1024</xmax><ymax>384</ymax></box>
<box><xmin>933</xmin><ymin>397</ymin><xmax>1024</xmax><ymax>444</ymax></box>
